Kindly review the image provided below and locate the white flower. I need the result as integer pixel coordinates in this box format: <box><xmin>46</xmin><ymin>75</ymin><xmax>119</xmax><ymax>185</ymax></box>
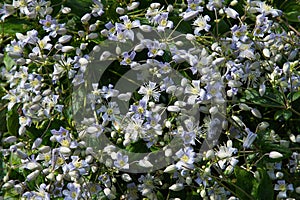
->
<box><xmin>193</xmin><ymin>15</ymin><xmax>211</xmax><ymax>35</ymax></box>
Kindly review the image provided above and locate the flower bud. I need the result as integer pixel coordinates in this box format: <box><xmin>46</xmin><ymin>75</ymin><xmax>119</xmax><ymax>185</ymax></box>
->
<box><xmin>169</xmin><ymin>183</ymin><xmax>184</xmax><ymax>191</ymax></box>
<box><xmin>230</xmin><ymin>0</ymin><xmax>238</xmax><ymax>6</ymax></box>
<box><xmin>32</xmin><ymin>138</ymin><xmax>42</xmax><ymax>149</ymax></box>
<box><xmin>127</xmin><ymin>2</ymin><xmax>139</xmax><ymax>11</ymax></box>
<box><xmin>58</xmin><ymin>35</ymin><xmax>72</xmax><ymax>44</ymax></box>
<box><xmin>259</xmin><ymin>83</ymin><xmax>266</xmax><ymax>96</ymax></box>
<box><xmin>139</xmin><ymin>25</ymin><xmax>152</xmax><ymax>32</ymax></box>
<box><xmin>87</xmin><ymin>33</ymin><xmax>98</xmax><ymax>40</ymax></box>
<box><xmin>93</xmin><ymin>45</ymin><xmax>101</xmax><ymax>52</ymax></box>
<box><xmin>186</xmin><ymin>34</ymin><xmax>195</xmax><ymax>41</ymax></box>
<box><xmin>251</xmin><ymin>108</ymin><xmax>262</xmax><ymax>118</ymax></box>
<box><xmin>239</xmin><ymin>103</ymin><xmax>251</xmax><ymax>111</ymax></box>
<box><xmin>2</xmin><ymin>181</ymin><xmax>14</xmax><ymax>189</ymax></box>
<box><xmin>56</xmin><ymin>174</ymin><xmax>63</xmax><ymax>182</ymax></box>
<box><xmin>183</xmin><ymin>10</ymin><xmax>199</xmax><ymax>21</ymax></box>
<box><xmin>150</xmin><ymin>3</ymin><xmax>160</xmax><ymax>9</ymax></box>
<box><xmin>81</xmin><ymin>13</ymin><xmax>91</xmax><ymax>24</ymax></box>
<box><xmin>61</xmin><ymin>46</ymin><xmax>75</xmax><ymax>53</ymax></box>
<box><xmin>263</xmin><ymin>48</ymin><xmax>271</xmax><ymax>58</ymax></box>
<box><xmin>39</xmin><ymin>146</ymin><xmax>51</xmax><ymax>153</ymax></box>
<box><xmin>296</xmin><ymin>186</ymin><xmax>300</xmax><ymax>194</ymax></box>
<box><xmin>3</xmin><ymin>136</ymin><xmax>17</xmax><ymax>144</ymax></box>
<box><xmin>257</xmin><ymin>121</ymin><xmax>269</xmax><ymax>130</ymax></box>
<box><xmin>269</xmin><ymin>151</ymin><xmax>283</xmax><ymax>159</ymax></box>
<box><xmin>167</xmin><ymin>105</ymin><xmax>180</xmax><ymax>112</ymax></box>
<box><xmin>275</xmin><ymin>172</ymin><xmax>284</xmax><ymax>179</ymax></box>
<box><xmin>14</xmin><ymin>184</ymin><xmax>24</xmax><ymax>194</ymax></box>
<box><xmin>62</xmin><ymin>7</ymin><xmax>71</xmax><ymax>14</ymax></box>
<box><xmin>16</xmin><ymin>150</ymin><xmax>28</xmax><ymax>159</ymax></box>
<box><xmin>27</xmin><ymin>170</ymin><xmax>40</xmax><ymax>181</ymax></box>
<box><xmin>116</xmin><ymin>7</ymin><xmax>125</xmax><ymax>15</ymax></box>
<box><xmin>121</xmin><ymin>173</ymin><xmax>132</xmax><ymax>182</ymax></box>
<box><xmin>283</xmin><ymin>62</ymin><xmax>290</xmax><ymax>74</ymax></box>
<box><xmin>59</xmin><ymin>147</ymin><xmax>71</xmax><ymax>155</ymax></box>
<box><xmin>186</xmin><ymin>177</ymin><xmax>192</xmax><ymax>185</ymax></box>
<box><xmin>225</xmin><ymin>7</ymin><xmax>239</xmax><ymax>19</ymax></box>
<box><xmin>104</xmin><ymin>188</ymin><xmax>116</xmax><ymax>199</ymax></box>
<box><xmin>164</xmin><ymin>164</ymin><xmax>177</xmax><ymax>173</ymax></box>
<box><xmin>167</xmin><ymin>5</ymin><xmax>173</xmax><ymax>12</ymax></box>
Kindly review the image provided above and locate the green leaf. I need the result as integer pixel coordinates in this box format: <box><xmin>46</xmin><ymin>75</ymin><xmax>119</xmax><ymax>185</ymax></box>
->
<box><xmin>64</xmin><ymin>0</ymin><xmax>93</xmax><ymax>18</ymax></box>
<box><xmin>234</xmin><ymin>166</ymin><xmax>255</xmax><ymax>200</ymax></box>
<box><xmin>125</xmin><ymin>140</ymin><xmax>149</xmax><ymax>153</ymax></box>
<box><xmin>157</xmin><ymin>191</ymin><xmax>165</xmax><ymax>200</ymax></box>
<box><xmin>242</xmin><ymin>88</ymin><xmax>284</xmax><ymax>107</ymax></box>
<box><xmin>285</xmin><ymin>11</ymin><xmax>300</xmax><ymax>22</ymax></box>
<box><xmin>287</xmin><ymin>91</ymin><xmax>300</xmax><ymax>102</ymax></box>
<box><xmin>0</xmin><ymin>17</ymin><xmax>32</xmax><ymax>36</ymax></box>
<box><xmin>274</xmin><ymin>110</ymin><xmax>292</xmax><ymax>121</ymax></box>
<box><xmin>6</xmin><ymin>106</ymin><xmax>19</xmax><ymax>136</ymax></box>
<box><xmin>256</xmin><ymin>169</ymin><xmax>274</xmax><ymax>200</ymax></box>
<box><xmin>274</xmin><ymin>110</ymin><xmax>284</xmax><ymax>120</ymax></box>
<box><xmin>282</xmin><ymin>110</ymin><xmax>292</xmax><ymax>120</ymax></box>
<box><xmin>3</xmin><ymin>54</ymin><xmax>15</xmax><ymax>70</ymax></box>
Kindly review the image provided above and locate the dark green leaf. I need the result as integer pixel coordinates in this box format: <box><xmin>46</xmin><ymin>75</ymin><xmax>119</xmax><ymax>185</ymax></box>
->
<box><xmin>256</xmin><ymin>169</ymin><xmax>274</xmax><ymax>200</ymax></box>
<box><xmin>242</xmin><ymin>88</ymin><xmax>284</xmax><ymax>107</ymax></box>
<box><xmin>287</xmin><ymin>91</ymin><xmax>300</xmax><ymax>102</ymax></box>
<box><xmin>282</xmin><ymin>110</ymin><xmax>292</xmax><ymax>120</ymax></box>
<box><xmin>274</xmin><ymin>110</ymin><xmax>284</xmax><ymax>120</ymax></box>
<box><xmin>64</xmin><ymin>0</ymin><xmax>93</xmax><ymax>18</ymax></box>
<box><xmin>284</xmin><ymin>11</ymin><xmax>300</xmax><ymax>22</ymax></box>
<box><xmin>125</xmin><ymin>140</ymin><xmax>149</xmax><ymax>153</ymax></box>
<box><xmin>1</xmin><ymin>17</ymin><xmax>32</xmax><ymax>36</ymax></box>
<box><xmin>234</xmin><ymin>166</ymin><xmax>255</xmax><ymax>200</ymax></box>
<box><xmin>6</xmin><ymin>106</ymin><xmax>19</xmax><ymax>136</ymax></box>
<box><xmin>157</xmin><ymin>191</ymin><xmax>165</xmax><ymax>200</ymax></box>
<box><xmin>274</xmin><ymin>110</ymin><xmax>292</xmax><ymax>121</ymax></box>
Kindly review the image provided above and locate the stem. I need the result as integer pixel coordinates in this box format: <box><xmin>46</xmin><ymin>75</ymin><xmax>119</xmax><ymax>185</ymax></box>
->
<box><xmin>167</xmin><ymin>18</ymin><xmax>184</xmax><ymax>41</ymax></box>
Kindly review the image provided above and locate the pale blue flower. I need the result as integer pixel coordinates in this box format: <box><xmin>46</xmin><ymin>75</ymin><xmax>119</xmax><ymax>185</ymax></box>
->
<box><xmin>113</xmin><ymin>152</ymin><xmax>129</xmax><ymax>169</ymax></box>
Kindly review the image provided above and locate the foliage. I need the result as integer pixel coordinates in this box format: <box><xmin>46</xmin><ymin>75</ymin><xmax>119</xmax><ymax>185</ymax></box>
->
<box><xmin>0</xmin><ymin>0</ymin><xmax>300</xmax><ymax>199</ymax></box>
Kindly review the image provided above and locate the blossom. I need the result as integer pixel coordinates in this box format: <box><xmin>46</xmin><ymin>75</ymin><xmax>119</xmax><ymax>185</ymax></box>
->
<box><xmin>175</xmin><ymin>146</ymin><xmax>195</xmax><ymax>169</ymax></box>
<box><xmin>138</xmin><ymin>81</ymin><xmax>160</xmax><ymax>102</ymax></box>
<box><xmin>145</xmin><ymin>40</ymin><xmax>165</xmax><ymax>58</ymax></box>
<box><xmin>153</xmin><ymin>12</ymin><xmax>173</xmax><ymax>32</ymax></box>
<box><xmin>63</xmin><ymin>183</ymin><xmax>81</xmax><ymax>200</ymax></box>
<box><xmin>39</xmin><ymin>15</ymin><xmax>57</xmax><ymax>32</ymax></box>
<box><xmin>120</xmin><ymin>51</ymin><xmax>137</xmax><ymax>66</ymax></box>
<box><xmin>185</xmin><ymin>80</ymin><xmax>206</xmax><ymax>104</ymax></box>
<box><xmin>193</xmin><ymin>15</ymin><xmax>211</xmax><ymax>35</ymax></box>
<box><xmin>274</xmin><ymin>180</ymin><xmax>294</xmax><ymax>199</ymax></box>
<box><xmin>98</xmin><ymin>101</ymin><xmax>120</xmax><ymax>122</ymax></box>
<box><xmin>186</xmin><ymin>0</ymin><xmax>203</xmax><ymax>12</ymax></box>
<box><xmin>112</xmin><ymin>151</ymin><xmax>129</xmax><ymax>169</ymax></box>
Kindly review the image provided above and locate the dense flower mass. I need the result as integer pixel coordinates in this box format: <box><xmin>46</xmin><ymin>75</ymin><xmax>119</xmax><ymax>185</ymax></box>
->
<box><xmin>0</xmin><ymin>0</ymin><xmax>300</xmax><ymax>199</ymax></box>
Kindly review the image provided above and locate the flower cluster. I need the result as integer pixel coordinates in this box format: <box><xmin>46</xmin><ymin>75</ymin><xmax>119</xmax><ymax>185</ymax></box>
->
<box><xmin>1</xmin><ymin>0</ymin><xmax>300</xmax><ymax>200</ymax></box>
